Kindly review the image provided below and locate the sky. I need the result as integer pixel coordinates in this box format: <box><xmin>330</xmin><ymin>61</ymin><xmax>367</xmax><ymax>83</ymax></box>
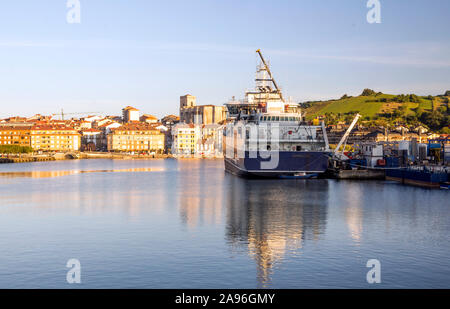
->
<box><xmin>0</xmin><ymin>0</ymin><xmax>449</xmax><ymax>119</ymax></box>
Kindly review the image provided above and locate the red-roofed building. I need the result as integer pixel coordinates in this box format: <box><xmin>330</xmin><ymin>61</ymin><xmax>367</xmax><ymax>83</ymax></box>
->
<box><xmin>140</xmin><ymin>114</ymin><xmax>159</xmax><ymax>124</ymax></box>
<box><xmin>0</xmin><ymin>126</ymin><xmax>31</xmax><ymax>147</ymax></box>
<box><xmin>107</xmin><ymin>122</ymin><xmax>165</xmax><ymax>153</ymax></box>
<box><xmin>30</xmin><ymin>125</ymin><xmax>81</xmax><ymax>151</ymax></box>
<box><xmin>122</xmin><ymin>106</ymin><xmax>140</xmax><ymax>123</ymax></box>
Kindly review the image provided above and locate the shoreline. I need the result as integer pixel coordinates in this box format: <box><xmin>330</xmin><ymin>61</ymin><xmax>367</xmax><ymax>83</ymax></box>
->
<box><xmin>0</xmin><ymin>152</ymin><xmax>225</xmax><ymax>164</ymax></box>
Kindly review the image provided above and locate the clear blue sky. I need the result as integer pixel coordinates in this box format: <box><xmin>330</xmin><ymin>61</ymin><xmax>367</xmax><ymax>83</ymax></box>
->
<box><xmin>1</xmin><ymin>0</ymin><xmax>449</xmax><ymax>118</ymax></box>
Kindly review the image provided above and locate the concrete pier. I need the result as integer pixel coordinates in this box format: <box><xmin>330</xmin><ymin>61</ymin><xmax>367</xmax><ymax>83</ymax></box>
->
<box><xmin>335</xmin><ymin>169</ymin><xmax>386</xmax><ymax>180</ymax></box>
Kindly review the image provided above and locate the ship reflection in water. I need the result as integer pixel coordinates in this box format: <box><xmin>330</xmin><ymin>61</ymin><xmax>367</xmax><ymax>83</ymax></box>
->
<box><xmin>226</xmin><ymin>178</ymin><xmax>328</xmax><ymax>287</ymax></box>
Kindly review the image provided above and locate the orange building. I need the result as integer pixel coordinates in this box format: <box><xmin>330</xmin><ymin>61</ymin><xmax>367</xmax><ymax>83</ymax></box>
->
<box><xmin>0</xmin><ymin>126</ymin><xmax>31</xmax><ymax>147</ymax></box>
<box><xmin>107</xmin><ymin>123</ymin><xmax>165</xmax><ymax>153</ymax></box>
<box><xmin>30</xmin><ymin>125</ymin><xmax>81</xmax><ymax>151</ymax></box>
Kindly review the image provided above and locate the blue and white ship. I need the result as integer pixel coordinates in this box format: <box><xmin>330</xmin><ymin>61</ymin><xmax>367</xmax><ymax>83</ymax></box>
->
<box><xmin>223</xmin><ymin>50</ymin><xmax>331</xmax><ymax>178</ymax></box>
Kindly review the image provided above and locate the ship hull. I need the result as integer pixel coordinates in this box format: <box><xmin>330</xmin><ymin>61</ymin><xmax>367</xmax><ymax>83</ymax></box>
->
<box><xmin>224</xmin><ymin>151</ymin><xmax>329</xmax><ymax>178</ymax></box>
<box><xmin>386</xmin><ymin>168</ymin><xmax>449</xmax><ymax>188</ymax></box>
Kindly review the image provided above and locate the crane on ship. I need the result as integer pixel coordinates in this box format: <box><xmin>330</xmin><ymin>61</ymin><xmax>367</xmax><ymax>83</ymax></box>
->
<box><xmin>255</xmin><ymin>49</ymin><xmax>285</xmax><ymax>103</ymax></box>
<box><xmin>52</xmin><ymin>109</ymin><xmax>103</xmax><ymax>121</ymax></box>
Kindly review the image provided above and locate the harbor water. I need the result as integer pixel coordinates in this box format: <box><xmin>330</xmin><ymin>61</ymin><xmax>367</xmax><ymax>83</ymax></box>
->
<box><xmin>0</xmin><ymin>159</ymin><xmax>449</xmax><ymax>288</ymax></box>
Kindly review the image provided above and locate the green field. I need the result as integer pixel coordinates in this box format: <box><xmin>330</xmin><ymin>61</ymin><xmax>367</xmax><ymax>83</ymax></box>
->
<box><xmin>305</xmin><ymin>94</ymin><xmax>392</xmax><ymax>119</ymax></box>
<box><xmin>304</xmin><ymin>93</ymin><xmax>447</xmax><ymax>120</ymax></box>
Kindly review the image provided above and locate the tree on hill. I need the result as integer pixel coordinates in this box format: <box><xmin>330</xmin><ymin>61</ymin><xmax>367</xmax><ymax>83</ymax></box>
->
<box><xmin>415</xmin><ymin>106</ymin><xmax>425</xmax><ymax>118</ymax></box>
<box><xmin>444</xmin><ymin>90</ymin><xmax>450</xmax><ymax>96</ymax></box>
<box><xmin>393</xmin><ymin>94</ymin><xmax>420</xmax><ymax>103</ymax></box>
<box><xmin>340</xmin><ymin>94</ymin><xmax>349</xmax><ymax>99</ymax></box>
<box><xmin>361</xmin><ymin>89</ymin><xmax>376</xmax><ymax>96</ymax></box>
<box><xmin>419</xmin><ymin>110</ymin><xmax>447</xmax><ymax>131</ymax></box>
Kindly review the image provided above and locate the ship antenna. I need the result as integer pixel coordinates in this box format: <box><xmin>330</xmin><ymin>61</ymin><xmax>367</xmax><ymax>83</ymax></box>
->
<box><xmin>256</xmin><ymin>49</ymin><xmax>285</xmax><ymax>103</ymax></box>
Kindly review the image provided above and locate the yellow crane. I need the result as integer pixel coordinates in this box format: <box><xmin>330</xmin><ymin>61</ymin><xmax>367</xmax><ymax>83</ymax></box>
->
<box><xmin>256</xmin><ymin>49</ymin><xmax>285</xmax><ymax>103</ymax></box>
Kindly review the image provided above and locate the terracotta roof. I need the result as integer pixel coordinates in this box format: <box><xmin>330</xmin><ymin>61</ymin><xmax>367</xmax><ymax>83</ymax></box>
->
<box><xmin>98</xmin><ymin>121</ymin><xmax>120</xmax><ymax>128</ymax></box>
<box><xmin>31</xmin><ymin>124</ymin><xmax>77</xmax><ymax>130</ymax></box>
<box><xmin>122</xmin><ymin>106</ymin><xmax>139</xmax><ymax>111</ymax></box>
<box><xmin>162</xmin><ymin>114</ymin><xmax>180</xmax><ymax>120</ymax></box>
<box><xmin>81</xmin><ymin>128</ymin><xmax>101</xmax><ymax>133</ymax></box>
<box><xmin>112</xmin><ymin>122</ymin><xmax>162</xmax><ymax>131</ymax></box>
<box><xmin>0</xmin><ymin>126</ymin><xmax>31</xmax><ymax>131</ymax></box>
<box><xmin>141</xmin><ymin>114</ymin><xmax>158</xmax><ymax>119</ymax></box>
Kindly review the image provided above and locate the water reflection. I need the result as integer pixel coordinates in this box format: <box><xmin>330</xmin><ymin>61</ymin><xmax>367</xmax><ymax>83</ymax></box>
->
<box><xmin>1</xmin><ymin>159</ymin><xmax>450</xmax><ymax>288</ymax></box>
<box><xmin>177</xmin><ymin>160</ymin><xmax>225</xmax><ymax>228</ymax></box>
<box><xmin>225</xmin><ymin>177</ymin><xmax>329</xmax><ymax>287</ymax></box>
<box><xmin>0</xmin><ymin>168</ymin><xmax>165</xmax><ymax>178</ymax></box>
<box><xmin>343</xmin><ymin>184</ymin><xmax>364</xmax><ymax>243</ymax></box>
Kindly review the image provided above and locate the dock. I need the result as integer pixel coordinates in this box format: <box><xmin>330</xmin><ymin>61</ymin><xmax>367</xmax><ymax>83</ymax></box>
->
<box><xmin>0</xmin><ymin>157</ymin><xmax>56</xmax><ymax>164</ymax></box>
<box><xmin>334</xmin><ymin>169</ymin><xmax>386</xmax><ymax>180</ymax></box>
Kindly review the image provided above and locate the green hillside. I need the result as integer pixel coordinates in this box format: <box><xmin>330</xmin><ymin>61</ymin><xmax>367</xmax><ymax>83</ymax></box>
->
<box><xmin>301</xmin><ymin>89</ymin><xmax>450</xmax><ymax>133</ymax></box>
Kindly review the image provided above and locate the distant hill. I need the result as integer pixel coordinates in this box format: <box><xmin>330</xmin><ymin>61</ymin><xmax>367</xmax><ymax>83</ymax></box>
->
<box><xmin>301</xmin><ymin>89</ymin><xmax>450</xmax><ymax>133</ymax></box>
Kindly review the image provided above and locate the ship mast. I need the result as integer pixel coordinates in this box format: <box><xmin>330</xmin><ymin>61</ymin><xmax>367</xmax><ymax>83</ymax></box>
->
<box><xmin>256</xmin><ymin>49</ymin><xmax>285</xmax><ymax>103</ymax></box>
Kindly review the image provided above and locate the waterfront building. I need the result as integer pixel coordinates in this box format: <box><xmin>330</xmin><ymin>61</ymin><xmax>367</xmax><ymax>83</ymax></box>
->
<box><xmin>197</xmin><ymin>124</ymin><xmax>223</xmax><ymax>157</ymax></box>
<box><xmin>107</xmin><ymin>123</ymin><xmax>165</xmax><ymax>153</ymax></box>
<box><xmin>0</xmin><ymin>126</ymin><xmax>31</xmax><ymax>147</ymax></box>
<box><xmin>161</xmin><ymin>115</ymin><xmax>180</xmax><ymax>154</ymax></box>
<box><xmin>171</xmin><ymin>123</ymin><xmax>201</xmax><ymax>155</ymax></box>
<box><xmin>80</xmin><ymin>128</ymin><xmax>102</xmax><ymax>151</ymax></box>
<box><xmin>179</xmin><ymin>94</ymin><xmax>225</xmax><ymax>125</ymax></box>
<box><xmin>122</xmin><ymin>106</ymin><xmax>140</xmax><ymax>123</ymax></box>
<box><xmin>30</xmin><ymin>125</ymin><xmax>81</xmax><ymax>151</ymax></box>
<box><xmin>172</xmin><ymin>123</ymin><xmax>223</xmax><ymax>157</ymax></box>
<box><xmin>96</xmin><ymin>120</ymin><xmax>122</xmax><ymax>151</ymax></box>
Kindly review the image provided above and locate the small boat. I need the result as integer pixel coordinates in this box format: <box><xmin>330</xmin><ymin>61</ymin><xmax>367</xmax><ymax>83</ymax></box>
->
<box><xmin>279</xmin><ymin>173</ymin><xmax>319</xmax><ymax>179</ymax></box>
<box><xmin>440</xmin><ymin>182</ymin><xmax>450</xmax><ymax>190</ymax></box>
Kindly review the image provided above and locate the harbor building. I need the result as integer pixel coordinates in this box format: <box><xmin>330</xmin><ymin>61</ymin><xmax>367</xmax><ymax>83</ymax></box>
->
<box><xmin>30</xmin><ymin>125</ymin><xmax>81</xmax><ymax>151</ymax></box>
<box><xmin>172</xmin><ymin>123</ymin><xmax>200</xmax><ymax>155</ymax></box>
<box><xmin>196</xmin><ymin>124</ymin><xmax>223</xmax><ymax>157</ymax></box>
<box><xmin>171</xmin><ymin>123</ymin><xmax>223</xmax><ymax>157</ymax></box>
<box><xmin>161</xmin><ymin>115</ymin><xmax>180</xmax><ymax>154</ymax></box>
<box><xmin>179</xmin><ymin>94</ymin><xmax>225</xmax><ymax>125</ymax></box>
<box><xmin>80</xmin><ymin>128</ymin><xmax>102</xmax><ymax>151</ymax></box>
<box><xmin>122</xmin><ymin>106</ymin><xmax>140</xmax><ymax>123</ymax></box>
<box><xmin>0</xmin><ymin>126</ymin><xmax>31</xmax><ymax>147</ymax></box>
<box><xmin>107</xmin><ymin>123</ymin><xmax>165</xmax><ymax>153</ymax></box>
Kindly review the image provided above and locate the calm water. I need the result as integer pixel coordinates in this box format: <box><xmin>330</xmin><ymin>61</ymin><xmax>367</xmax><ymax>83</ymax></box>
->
<box><xmin>0</xmin><ymin>159</ymin><xmax>449</xmax><ymax>288</ymax></box>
